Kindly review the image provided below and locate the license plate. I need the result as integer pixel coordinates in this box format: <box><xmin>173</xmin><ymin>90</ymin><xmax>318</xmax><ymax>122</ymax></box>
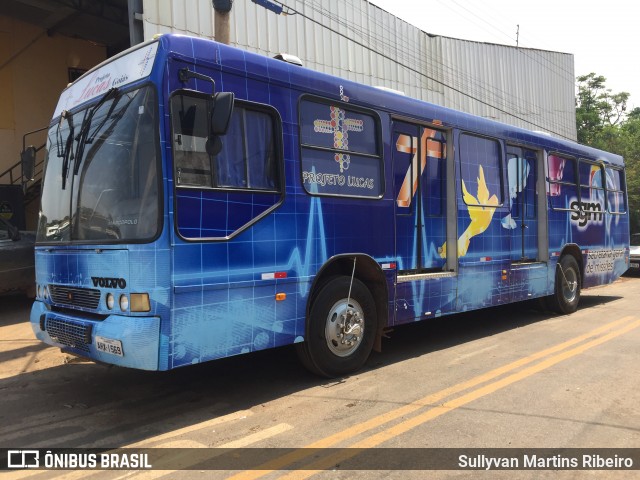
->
<box><xmin>95</xmin><ymin>336</ymin><xmax>124</xmax><ymax>357</ymax></box>
<box><xmin>631</xmin><ymin>263</ymin><xmax>640</xmax><ymax>269</ymax></box>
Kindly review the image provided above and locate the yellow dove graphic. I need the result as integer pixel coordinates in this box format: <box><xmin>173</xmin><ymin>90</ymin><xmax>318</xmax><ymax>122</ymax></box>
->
<box><xmin>440</xmin><ymin>165</ymin><xmax>499</xmax><ymax>258</ymax></box>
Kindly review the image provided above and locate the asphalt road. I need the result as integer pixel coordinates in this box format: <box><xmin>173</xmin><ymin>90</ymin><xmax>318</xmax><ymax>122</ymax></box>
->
<box><xmin>1</xmin><ymin>275</ymin><xmax>639</xmax><ymax>479</ymax></box>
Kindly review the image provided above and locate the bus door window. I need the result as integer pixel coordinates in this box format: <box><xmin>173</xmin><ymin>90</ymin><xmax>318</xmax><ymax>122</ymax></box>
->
<box><xmin>506</xmin><ymin>146</ymin><xmax>538</xmax><ymax>262</ymax></box>
<box><xmin>393</xmin><ymin>123</ymin><xmax>419</xmax><ymax>273</ymax></box>
<box><xmin>420</xmin><ymin>129</ymin><xmax>446</xmax><ymax>271</ymax></box>
<box><xmin>393</xmin><ymin>122</ymin><xmax>447</xmax><ymax>274</ymax></box>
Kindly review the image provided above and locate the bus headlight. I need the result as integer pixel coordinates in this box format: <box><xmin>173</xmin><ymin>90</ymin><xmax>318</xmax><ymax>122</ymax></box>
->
<box><xmin>43</xmin><ymin>286</ymin><xmax>49</xmax><ymax>300</ymax></box>
<box><xmin>106</xmin><ymin>293</ymin><xmax>115</xmax><ymax>310</ymax></box>
<box><xmin>130</xmin><ymin>293</ymin><xmax>151</xmax><ymax>312</ymax></box>
<box><xmin>119</xmin><ymin>294</ymin><xmax>129</xmax><ymax>311</ymax></box>
<box><xmin>37</xmin><ymin>285</ymin><xmax>42</xmax><ymax>299</ymax></box>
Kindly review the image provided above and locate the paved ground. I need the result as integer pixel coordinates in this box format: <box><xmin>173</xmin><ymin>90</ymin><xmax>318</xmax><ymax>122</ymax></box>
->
<box><xmin>1</xmin><ymin>275</ymin><xmax>639</xmax><ymax>479</ymax></box>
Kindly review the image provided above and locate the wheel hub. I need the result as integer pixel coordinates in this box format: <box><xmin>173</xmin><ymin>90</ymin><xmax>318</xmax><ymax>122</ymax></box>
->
<box><xmin>325</xmin><ymin>299</ymin><xmax>365</xmax><ymax>357</ymax></box>
<box><xmin>562</xmin><ymin>268</ymin><xmax>577</xmax><ymax>303</ymax></box>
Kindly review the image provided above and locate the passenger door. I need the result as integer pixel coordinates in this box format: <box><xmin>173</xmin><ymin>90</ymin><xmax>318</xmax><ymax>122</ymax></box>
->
<box><xmin>506</xmin><ymin>146</ymin><xmax>538</xmax><ymax>262</ymax></box>
<box><xmin>392</xmin><ymin>122</ymin><xmax>447</xmax><ymax>274</ymax></box>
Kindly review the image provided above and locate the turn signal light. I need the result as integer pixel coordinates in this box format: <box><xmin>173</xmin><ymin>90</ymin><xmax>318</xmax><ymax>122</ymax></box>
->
<box><xmin>130</xmin><ymin>293</ymin><xmax>151</xmax><ymax>312</ymax></box>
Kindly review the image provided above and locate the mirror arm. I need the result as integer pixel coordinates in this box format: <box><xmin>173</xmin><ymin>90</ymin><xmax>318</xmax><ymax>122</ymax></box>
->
<box><xmin>21</xmin><ymin>125</ymin><xmax>48</xmax><ymax>152</ymax></box>
<box><xmin>178</xmin><ymin>68</ymin><xmax>216</xmax><ymax>93</ymax></box>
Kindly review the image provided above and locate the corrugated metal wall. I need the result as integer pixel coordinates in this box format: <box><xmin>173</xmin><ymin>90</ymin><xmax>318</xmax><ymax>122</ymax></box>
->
<box><xmin>142</xmin><ymin>0</ymin><xmax>576</xmax><ymax>140</ymax></box>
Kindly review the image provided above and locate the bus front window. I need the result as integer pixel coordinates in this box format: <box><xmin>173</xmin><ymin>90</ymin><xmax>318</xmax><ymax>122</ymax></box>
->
<box><xmin>37</xmin><ymin>86</ymin><xmax>160</xmax><ymax>243</ymax></box>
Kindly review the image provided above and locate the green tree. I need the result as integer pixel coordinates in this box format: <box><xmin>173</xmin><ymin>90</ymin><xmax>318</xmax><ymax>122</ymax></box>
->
<box><xmin>575</xmin><ymin>73</ymin><xmax>630</xmax><ymax>146</ymax></box>
<box><xmin>617</xmin><ymin>117</ymin><xmax>640</xmax><ymax>231</ymax></box>
<box><xmin>627</xmin><ymin>107</ymin><xmax>640</xmax><ymax>121</ymax></box>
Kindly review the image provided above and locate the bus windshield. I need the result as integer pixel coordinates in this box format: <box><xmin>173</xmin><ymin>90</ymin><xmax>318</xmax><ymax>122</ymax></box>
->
<box><xmin>37</xmin><ymin>85</ymin><xmax>159</xmax><ymax>243</ymax></box>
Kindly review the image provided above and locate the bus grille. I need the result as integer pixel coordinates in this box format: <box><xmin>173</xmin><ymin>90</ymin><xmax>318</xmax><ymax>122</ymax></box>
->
<box><xmin>45</xmin><ymin>318</ymin><xmax>92</xmax><ymax>352</ymax></box>
<box><xmin>49</xmin><ymin>285</ymin><xmax>101</xmax><ymax>310</ymax></box>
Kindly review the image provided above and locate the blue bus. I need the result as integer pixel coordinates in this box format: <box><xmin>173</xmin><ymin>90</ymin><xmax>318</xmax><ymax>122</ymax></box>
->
<box><xmin>29</xmin><ymin>34</ymin><xmax>630</xmax><ymax>377</ymax></box>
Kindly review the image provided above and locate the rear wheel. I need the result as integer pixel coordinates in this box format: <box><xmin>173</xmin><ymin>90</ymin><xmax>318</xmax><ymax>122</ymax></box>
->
<box><xmin>296</xmin><ymin>276</ymin><xmax>377</xmax><ymax>377</ymax></box>
<box><xmin>548</xmin><ymin>255</ymin><xmax>581</xmax><ymax>314</ymax></box>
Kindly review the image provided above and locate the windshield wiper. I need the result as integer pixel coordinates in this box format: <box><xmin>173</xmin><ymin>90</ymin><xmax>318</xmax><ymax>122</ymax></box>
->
<box><xmin>73</xmin><ymin>87</ymin><xmax>119</xmax><ymax>176</ymax></box>
<box><xmin>56</xmin><ymin>110</ymin><xmax>74</xmax><ymax>190</ymax></box>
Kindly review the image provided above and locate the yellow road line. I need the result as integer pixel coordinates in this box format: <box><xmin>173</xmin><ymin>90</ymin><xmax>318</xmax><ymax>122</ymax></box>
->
<box><xmin>277</xmin><ymin>317</ymin><xmax>640</xmax><ymax>479</ymax></box>
<box><xmin>227</xmin><ymin>315</ymin><xmax>636</xmax><ymax>479</ymax></box>
<box><xmin>5</xmin><ymin>316</ymin><xmax>636</xmax><ymax>480</ymax></box>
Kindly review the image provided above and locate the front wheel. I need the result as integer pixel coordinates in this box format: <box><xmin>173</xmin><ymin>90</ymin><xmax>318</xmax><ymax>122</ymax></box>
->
<box><xmin>548</xmin><ymin>255</ymin><xmax>581</xmax><ymax>314</ymax></box>
<box><xmin>296</xmin><ymin>276</ymin><xmax>377</xmax><ymax>378</ymax></box>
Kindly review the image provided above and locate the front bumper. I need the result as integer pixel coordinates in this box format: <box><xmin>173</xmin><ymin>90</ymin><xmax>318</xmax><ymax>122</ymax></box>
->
<box><xmin>30</xmin><ymin>301</ymin><xmax>160</xmax><ymax>370</ymax></box>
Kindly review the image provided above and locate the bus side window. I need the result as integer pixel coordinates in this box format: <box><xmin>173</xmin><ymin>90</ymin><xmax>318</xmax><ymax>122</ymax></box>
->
<box><xmin>215</xmin><ymin>107</ymin><xmax>278</xmax><ymax>190</ymax></box>
<box><xmin>171</xmin><ymin>92</ymin><xmax>280</xmax><ymax>192</ymax></box>
<box><xmin>299</xmin><ymin>97</ymin><xmax>383</xmax><ymax>198</ymax></box>
<box><xmin>579</xmin><ymin>160</ymin><xmax>605</xmax><ymax>213</ymax></box>
<box><xmin>547</xmin><ymin>154</ymin><xmax>578</xmax><ymax>210</ymax></box>
<box><xmin>605</xmin><ymin>166</ymin><xmax>626</xmax><ymax>214</ymax></box>
<box><xmin>459</xmin><ymin>134</ymin><xmax>503</xmax><ymax>206</ymax></box>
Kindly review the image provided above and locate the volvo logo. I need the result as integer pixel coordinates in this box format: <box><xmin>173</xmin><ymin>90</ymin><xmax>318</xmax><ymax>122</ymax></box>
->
<box><xmin>91</xmin><ymin>277</ymin><xmax>127</xmax><ymax>289</ymax></box>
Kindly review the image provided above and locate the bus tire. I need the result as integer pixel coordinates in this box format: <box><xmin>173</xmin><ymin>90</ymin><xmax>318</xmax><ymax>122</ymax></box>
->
<box><xmin>548</xmin><ymin>255</ymin><xmax>581</xmax><ymax>314</ymax></box>
<box><xmin>296</xmin><ymin>276</ymin><xmax>377</xmax><ymax>378</ymax></box>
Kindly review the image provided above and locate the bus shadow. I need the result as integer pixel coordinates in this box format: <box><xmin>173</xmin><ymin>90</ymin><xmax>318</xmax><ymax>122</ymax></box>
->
<box><xmin>0</xmin><ymin>293</ymin><xmax>622</xmax><ymax>449</ymax></box>
<box><xmin>368</xmin><ymin>294</ymin><xmax>622</xmax><ymax>368</ymax></box>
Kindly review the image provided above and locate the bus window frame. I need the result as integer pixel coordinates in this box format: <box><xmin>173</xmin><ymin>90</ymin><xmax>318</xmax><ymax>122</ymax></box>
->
<box><xmin>170</xmin><ymin>89</ymin><xmax>285</xmax><ymax>195</ymax></box>
<box><xmin>458</xmin><ymin>132</ymin><xmax>505</xmax><ymax>208</ymax></box>
<box><xmin>297</xmin><ymin>94</ymin><xmax>385</xmax><ymax>200</ymax></box>
<box><xmin>547</xmin><ymin>152</ymin><xmax>579</xmax><ymax>213</ymax></box>
<box><xmin>505</xmin><ymin>143</ymin><xmax>539</xmax><ymax>221</ymax></box>
<box><xmin>604</xmin><ymin>165</ymin><xmax>627</xmax><ymax>215</ymax></box>
<box><xmin>423</xmin><ymin>133</ymin><xmax>446</xmax><ymax>218</ymax></box>
<box><xmin>577</xmin><ymin>158</ymin><xmax>607</xmax><ymax>210</ymax></box>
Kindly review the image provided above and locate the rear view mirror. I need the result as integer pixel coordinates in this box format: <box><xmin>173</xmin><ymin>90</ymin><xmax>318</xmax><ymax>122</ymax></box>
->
<box><xmin>210</xmin><ymin>92</ymin><xmax>234</xmax><ymax>135</ymax></box>
<box><xmin>21</xmin><ymin>146</ymin><xmax>36</xmax><ymax>181</ymax></box>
